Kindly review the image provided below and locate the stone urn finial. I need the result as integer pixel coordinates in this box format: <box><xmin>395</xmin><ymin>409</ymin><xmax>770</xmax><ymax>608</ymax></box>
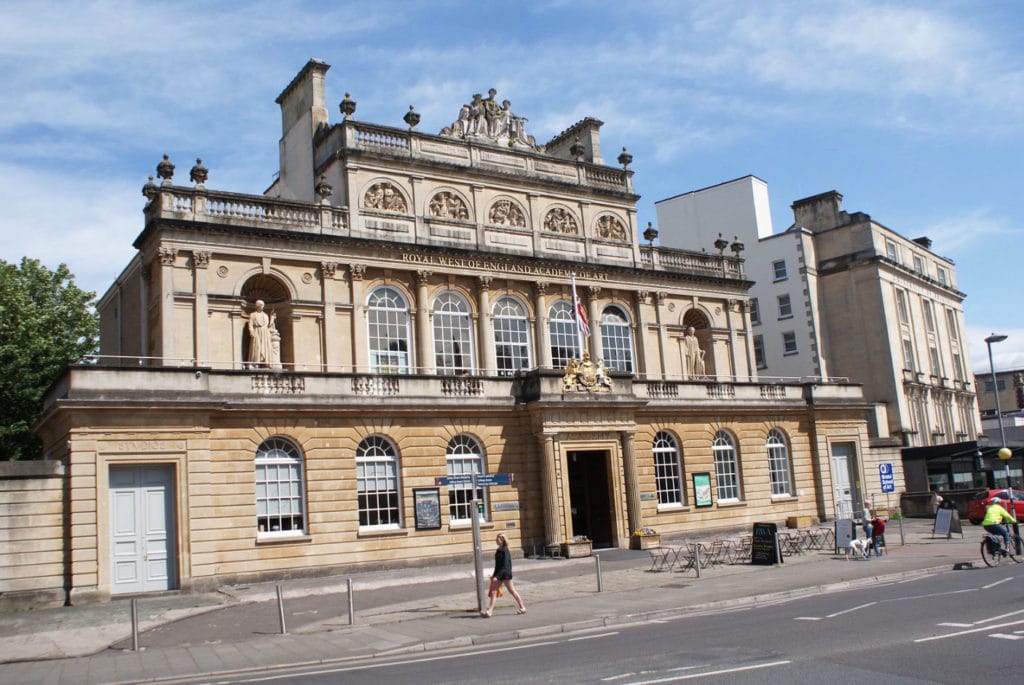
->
<box><xmin>189</xmin><ymin>158</ymin><xmax>208</xmax><ymax>186</ymax></box>
<box><xmin>156</xmin><ymin>154</ymin><xmax>175</xmax><ymax>185</ymax></box>
<box><xmin>339</xmin><ymin>92</ymin><xmax>357</xmax><ymax>119</ymax></box>
<box><xmin>617</xmin><ymin>146</ymin><xmax>633</xmax><ymax>169</ymax></box>
<box><xmin>570</xmin><ymin>136</ymin><xmax>585</xmax><ymax>162</ymax></box>
<box><xmin>643</xmin><ymin>221</ymin><xmax>658</xmax><ymax>245</ymax></box>
<box><xmin>403</xmin><ymin>105</ymin><xmax>420</xmax><ymax>130</ymax></box>
<box><xmin>714</xmin><ymin>233</ymin><xmax>729</xmax><ymax>254</ymax></box>
<box><xmin>315</xmin><ymin>174</ymin><xmax>333</xmax><ymax>203</ymax></box>
<box><xmin>142</xmin><ymin>176</ymin><xmax>158</xmax><ymax>201</ymax></box>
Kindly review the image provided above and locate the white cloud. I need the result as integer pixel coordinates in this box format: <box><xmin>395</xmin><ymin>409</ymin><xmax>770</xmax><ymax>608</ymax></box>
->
<box><xmin>967</xmin><ymin>325</ymin><xmax>1024</xmax><ymax>375</ymax></box>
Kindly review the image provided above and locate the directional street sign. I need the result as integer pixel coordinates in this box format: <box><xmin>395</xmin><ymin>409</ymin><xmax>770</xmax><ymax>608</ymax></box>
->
<box><xmin>879</xmin><ymin>462</ymin><xmax>895</xmax><ymax>493</ymax></box>
<box><xmin>434</xmin><ymin>473</ymin><xmax>514</xmax><ymax>487</ymax></box>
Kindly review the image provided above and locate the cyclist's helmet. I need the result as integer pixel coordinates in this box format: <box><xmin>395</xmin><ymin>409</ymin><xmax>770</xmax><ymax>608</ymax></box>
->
<box><xmin>990</xmin><ymin>496</ymin><xmax>1002</xmax><ymax>505</ymax></box>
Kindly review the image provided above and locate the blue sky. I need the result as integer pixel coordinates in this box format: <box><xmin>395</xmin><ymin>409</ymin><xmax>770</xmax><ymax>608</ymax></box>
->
<box><xmin>1</xmin><ymin>0</ymin><xmax>1021</xmax><ymax>374</ymax></box>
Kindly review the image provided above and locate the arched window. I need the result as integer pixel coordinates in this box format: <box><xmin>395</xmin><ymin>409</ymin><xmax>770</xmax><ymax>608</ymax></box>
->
<box><xmin>446</xmin><ymin>435</ymin><xmax>487</xmax><ymax>523</ymax></box>
<box><xmin>433</xmin><ymin>291</ymin><xmax>475</xmax><ymax>375</ymax></box>
<box><xmin>368</xmin><ymin>287</ymin><xmax>411</xmax><ymax>374</ymax></box>
<box><xmin>255</xmin><ymin>437</ymin><xmax>306</xmax><ymax>536</ymax></box>
<box><xmin>600</xmin><ymin>305</ymin><xmax>634</xmax><ymax>373</ymax></box>
<box><xmin>767</xmin><ymin>429</ymin><xmax>793</xmax><ymax>496</ymax></box>
<box><xmin>653</xmin><ymin>431</ymin><xmax>684</xmax><ymax>507</ymax></box>
<box><xmin>356</xmin><ymin>436</ymin><xmax>401</xmax><ymax>528</ymax></box>
<box><xmin>548</xmin><ymin>300</ymin><xmax>578</xmax><ymax>368</ymax></box>
<box><xmin>493</xmin><ymin>296</ymin><xmax>532</xmax><ymax>375</ymax></box>
<box><xmin>712</xmin><ymin>430</ymin><xmax>741</xmax><ymax>502</ymax></box>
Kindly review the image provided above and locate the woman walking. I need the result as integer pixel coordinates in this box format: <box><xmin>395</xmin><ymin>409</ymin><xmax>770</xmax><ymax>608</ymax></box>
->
<box><xmin>481</xmin><ymin>533</ymin><xmax>526</xmax><ymax>617</ymax></box>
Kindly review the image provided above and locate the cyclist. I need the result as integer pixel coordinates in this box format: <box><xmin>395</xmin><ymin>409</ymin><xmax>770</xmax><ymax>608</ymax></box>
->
<box><xmin>982</xmin><ymin>496</ymin><xmax>1017</xmax><ymax>555</ymax></box>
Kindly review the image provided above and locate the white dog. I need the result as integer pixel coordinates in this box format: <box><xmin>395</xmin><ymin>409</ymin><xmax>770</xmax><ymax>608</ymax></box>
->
<box><xmin>845</xmin><ymin>538</ymin><xmax>871</xmax><ymax>560</ymax></box>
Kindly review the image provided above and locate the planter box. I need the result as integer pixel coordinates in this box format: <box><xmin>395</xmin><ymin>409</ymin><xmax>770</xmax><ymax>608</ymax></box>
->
<box><xmin>630</xmin><ymin>534</ymin><xmax>661</xmax><ymax>550</ymax></box>
<box><xmin>560</xmin><ymin>541</ymin><xmax>593</xmax><ymax>558</ymax></box>
<box><xmin>786</xmin><ymin>515</ymin><xmax>813</xmax><ymax>529</ymax></box>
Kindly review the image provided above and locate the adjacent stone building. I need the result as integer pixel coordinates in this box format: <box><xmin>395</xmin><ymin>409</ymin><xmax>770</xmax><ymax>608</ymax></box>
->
<box><xmin>28</xmin><ymin>60</ymin><xmax>883</xmax><ymax>605</ymax></box>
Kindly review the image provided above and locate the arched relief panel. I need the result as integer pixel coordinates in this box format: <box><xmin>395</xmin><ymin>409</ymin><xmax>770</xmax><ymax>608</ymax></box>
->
<box><xmin>362</xmin><ymin>179</ymin><xmax>411</xmax><ymax>214</ymax></box>
<box><xmin>541</xmin><ymin>204</ymin><xmax>580</xmax><ymax>235</ymax></box>
<box><xmin>426</xmin><ymin>188</ymin><xmax>472</xmax><ymax>221</ymax></box>
<box><xmin>486</xmin><ymin>196</ymin><xmax>528</xmax><ymax>228</ymax></box>
<box><xmin>593</xmin><ymin>213</ymin><xmax>629</xmax><ymax>242</ymax></box>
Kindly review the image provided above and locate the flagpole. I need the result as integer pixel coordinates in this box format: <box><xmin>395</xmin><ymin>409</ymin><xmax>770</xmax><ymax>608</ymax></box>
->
<box><xmin>572</xmin><ymin>273</ymin><xmax>584</xmax><ymax>360</ymax></box>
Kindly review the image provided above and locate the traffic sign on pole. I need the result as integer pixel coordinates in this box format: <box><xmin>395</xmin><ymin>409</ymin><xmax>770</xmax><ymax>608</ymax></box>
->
<box><xmin>879</xmin><ymin>463</ymin><xmax>895</xmax><ymax>493</ymax></box>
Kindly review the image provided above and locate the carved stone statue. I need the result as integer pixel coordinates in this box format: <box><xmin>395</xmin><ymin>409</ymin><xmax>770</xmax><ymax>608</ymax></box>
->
<box><xmin>683</xmin><ymin>326</ymin><xmax>705</xmax><ymax>378</ymax></box>
<box><xmin>428</xmin><ymin>191</ymin><xmax>469</xmax><ymax>220</ymax></box>
<box><xmin>269</xmin><ymin>310</ymin><xmax>282</xmax><ymax>370</ymax></box>
<box><xmin>488</xmin><ymin>199</ymin><xmax>526</xmax><ymax>227</ymax></box>
<box><xmin>440</xmin><ymin>89</ymin><xmax>538</xmax><ymax>149</ymax></box>
<box><xmin>561</xmin><ymin>351</ymin><xmax>612</xmax><ymax>393</ymax></box>
<box><xmin>247</xmin><ymin>300</ymin><xmax>273</xmax><ymax>368</ymax></box>
<box><xmin>544</xmin><ymin>207</ymin><xmax>579</xmax><ymax>234</ymax></box>
<box><xmin>596</xmin><ymin>215</ymin><xmax>627</xmax><ymax>241</ymax></box>
<box><xmin>365</xmin><ymin>182</ymin><xmax>407</xmax><ymax>213</ymax></box>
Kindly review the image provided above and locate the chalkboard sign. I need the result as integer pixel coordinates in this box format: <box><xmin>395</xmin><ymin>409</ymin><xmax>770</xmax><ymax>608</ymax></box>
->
<box><xmin>932</xmin><ymin>507</ymin><xmax>963</xmax><ymax>539</ymax></box>
<box><xmin>834</xmin><ymin>519</ymin><xmax>855</xmax><ymax>553</ymax></box>
<box><xmin>751</xmin><ymin>522</ymin><xmax>781</xmax><ymax>565</ymax></box>
<box><xmin>413</xmin><ymin>488</ymin><xmax>441</xmax><ymax>530</ymax></box>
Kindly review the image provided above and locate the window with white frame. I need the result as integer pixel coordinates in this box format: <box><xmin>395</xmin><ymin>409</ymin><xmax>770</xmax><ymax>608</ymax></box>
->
<box><xmin>255</xmin><ymin>437</ymin><xmax>306</xmax><ymax>536</ymax></box>
<box><xmin>356</xmin><ymin>436</ymin><xmax>401</xmax><ymax>528</ymax></box>
<box><xmin>772</xmin><ymin>259</ymin><xmax>787</xmax><ymax>281</ymax></box>
<box><xmin>766</xmin><ymin>429</ymin><xmax>793</xmax><ymax>496</ymax></box>
<box><xmin>885</xmin><ymin>240</ymin><xmax>899</xmax><ymax>262</ymax></box>
<box><xmin>446</xmin><ymin>435</ymin><xmax>486</xmax><ymax>523</ymax></box>
<box><xmin>653</xmin><ymin>431</ymin><xmax>685</xmax><ymax>506</ymax></box>
<box><xmin>894</xmin><ymin>287</ymin><xmax>910</xmax><ymax>324</ymax></box>
<box><xmin>929</xmin><ymin>345</ymin><xmax>942</xmax><ymax>377</ymax></box>
<box><xmin>600</xmin><ymin>305</ymin><xmax>634</xmax><ymax>372</ymax></box>
<box><xmin>777</xmin><ymin>294</ymin><xmax>793</xmax><ymax>319</ymax></box>
<box><xmin>937</xmin><ymin>267</ymin><xmax>948</xmax><ymax>286</ymax></box>
<box><xmin>712</xmin><ymin>430</ymin><xmax>741</xmax><ymax>501</ymax></box>
<box><xmin>368</xmin><ymin>286</ymin><xmax>411</xmax><ymax>373</ymax></box>
<box><xmin>782</xmin><ymin>331</ymin><xmax>798</xmax><ymax>355</ymax></box>
<box><xmin>433</xmin><ymin>291</ymin><xmax>475</xmax><ymax>375</ymax></box>
<box><xmin>493</xmin><ymin>296</ymin><xmax>531</xmax><ymax>376</ymax></box>
<box><xmin>753</xmin><ymin>335</ymin><xmax>766</xmax><ymax>368</ymax></box>
<box><xmin>548</xmin><ymin>300</ymin><xmax>578</xmax><ymax>368</ymax></box>
<box><xmin>750</xmin><ymin>297</ymin><xmax>761</xmax><ymax>324</ymax></box>
<box><xmin>921</xmin><ymin>298</ymin><xmax>936</xmax><ymax>333</ymax></box>
<box><xmin>913</xmin><ymin>254</ymin><xmax>925</xmax><ymax>274</ymax></box>
<box><xmin>902</xmin><ymin>337</ymin><xmax>916</xmax><ymax>371</ymax></box>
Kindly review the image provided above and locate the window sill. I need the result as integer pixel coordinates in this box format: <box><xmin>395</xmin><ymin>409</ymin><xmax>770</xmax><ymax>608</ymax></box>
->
<box><xmin>449</xmin><ymin>521</ymin><xmax>495</xmax><ymax>531</ymax></box>
<box><xmin>770</xmin><ymin>494</ymin><xmax>798</xmax><ymax>502</ymax></box>
<box><xmin>783</xmin><ymin>350</ymin><xmax>799</xmax><ymax>356</ymax></box>
<box><xmin>357</xmin><ymin>526</ymin><xmax>409</xmax><ymax>538</ymax></box>
<box><xmin>657</xmin><ymin>503</ymin><xmax>690</xmax><ymax>513</ymax></box>
<box><xmin>778</xmin><ymin>314</ymin><xmax>794</xmax><ymax>321</ymax></box>
<box><xmin>717</xmin><ymin>499</ymin><xmax>746</xmax><ymax>509</ymax></box>
<box><xmin>256</xmin><ymin>534</ymin><xmax>312</xmax><ymax>546</ymax></box>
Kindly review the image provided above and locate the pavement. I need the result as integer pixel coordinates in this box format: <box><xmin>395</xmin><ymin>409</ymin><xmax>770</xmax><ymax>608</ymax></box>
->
<box><xmin>0</xmin><ymin>518</ymin><xmax>992</xmax><ymax>685</ymax></box>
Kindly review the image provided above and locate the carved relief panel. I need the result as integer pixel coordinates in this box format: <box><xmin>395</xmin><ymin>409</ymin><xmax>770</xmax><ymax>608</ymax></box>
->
<box><xmin>488</xmin><ymin>198</ymin><xmax>527</xmax><ymax>227</ymax></box>
<box><xmin>543</xmin><ymin>207</ymin><xmax>579</xmax><ymax>234</ymax></box>
<box><xmin>428</xmin><ymin>191</ymin><xmax>470</xmax><ymax>220</ymax></box>
<box><xmin>595</xmin><ymin>214</ymin><xmax>627</xmax><ymax>241</ymax></box>
<box><xmin>364</xmin><ymin>182</ymin><xmax>408</xmax><ymax>213</ymax></box>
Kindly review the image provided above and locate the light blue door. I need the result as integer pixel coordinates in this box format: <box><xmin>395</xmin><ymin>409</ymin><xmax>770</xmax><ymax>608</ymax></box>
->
<box><xmin>109</xmin><ymin>465</ymin><xmax>177</xmax><ymax>594</ymax></box>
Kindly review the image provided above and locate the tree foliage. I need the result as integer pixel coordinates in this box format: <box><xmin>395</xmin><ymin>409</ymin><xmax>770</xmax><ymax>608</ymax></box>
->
<box><xmin>0</xmin><ymin>258</ymin><xmax>99</xmax><ymax>460</ymax></box>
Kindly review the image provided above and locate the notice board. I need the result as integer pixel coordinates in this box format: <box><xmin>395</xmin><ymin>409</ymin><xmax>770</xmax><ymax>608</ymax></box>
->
<box><xmin>751</xmin><ymin>521</ymin><xmax>781</xmax><ymax>565</ymax></box>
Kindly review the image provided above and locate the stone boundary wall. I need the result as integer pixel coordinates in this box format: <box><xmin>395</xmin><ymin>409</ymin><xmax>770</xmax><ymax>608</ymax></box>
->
<box><xmin>0</xmin><ymin>460</ymin><xmax>67</xmax><ymax>611</ymax></box>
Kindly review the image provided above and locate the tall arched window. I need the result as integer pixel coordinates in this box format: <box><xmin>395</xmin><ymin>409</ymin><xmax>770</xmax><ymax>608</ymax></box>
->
<box><xmin>368</xmin><ymin>286</ymin><xmax>411</xmax><ymax>373</ymax></box>
<box><xmin>255</xmin><ymin>437</ymin><xmax>306</xmax><ymax>536</ymax></box>
<box><xmin>433</xmin><ymin>291</ymin><xmax>475</xmax><ymax>375</ymax></box>
<box><xmin>446</xmin><ymin>435</ymin><xmax>487</xmax><ymax>523</ymax></box>
<box><xmin>600</xmin><ymin>305</ymin><xmax>634</xmax><ymax>373</ymax></box>
<box><xmin>712</xmin><ymin>430</ymin><xmax>741</xmax><ymax>502</ymax></box>
<box><xmin>653</xmin><ymin>431</ymin><xmax>684</xmax><ymax>507</ymax></box>
<box><xmin>356</xmin><ymin>436</ymin><xmax>401</xmax><ymax>528</ymax></box>
<box><xmin>493</xmin><ymin>296</ymin><xmax>532</xmax><ymax>375</ymax></box>
<box><xmin>548</xmin><ymin>300</ymin><xmax>578</xmax><ymax>368</ymax></box>
<box><xmin>767</xmin><ymin>429</ymin><xmax>793</xmax><ymax>496</ymax></box>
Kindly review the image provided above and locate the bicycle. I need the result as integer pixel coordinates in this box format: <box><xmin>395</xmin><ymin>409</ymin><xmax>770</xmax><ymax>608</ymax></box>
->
<box><xmin>980</xmin><ymin>531</ymin><xmax>1023</xmax><ymax>567</ymax></box>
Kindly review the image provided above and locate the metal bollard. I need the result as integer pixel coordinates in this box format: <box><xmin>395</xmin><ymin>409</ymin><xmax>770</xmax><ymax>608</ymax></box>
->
<box><xmin>347</xmin><ymin>577</ymin><xmax>355</xmax><ymax>625</ymax></box>
<box><xmin>594</xmin><ymin>554</ymin><xmax>603</xmax><ymax>592</ymax></box>
<box><xmin>898</xmin><ymin>515</ymin><xmax>905</xmax><ymax>546</ymax></box>
<box><xmin>130</xmin><ymin>598</ymin><xmax>139</xmax><ymax>651</ymax></box>
<box><xmin>694</xmin><ymin>545</ymin><xmax>702</xmax><ymax>578</ymax></box>
<box><xmin>276</xmin><ymin>584</ymin><xmax>287</xmax><ymax>635</ymax></box>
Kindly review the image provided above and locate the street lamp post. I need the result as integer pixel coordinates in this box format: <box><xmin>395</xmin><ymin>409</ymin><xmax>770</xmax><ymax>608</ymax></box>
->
<box><xmin>985</xmin><ymin>334</ymin><xmax>1011</xmax><ymax>488</ymax></box>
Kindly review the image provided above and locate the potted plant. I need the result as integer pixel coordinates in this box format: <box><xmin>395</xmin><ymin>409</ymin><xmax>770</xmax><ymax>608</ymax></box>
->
<box><xmin>560</xmin><ymin>535</ymin><xmax>592</xmax><ymax>558</ymax></box>
<box><xmin>630</xmin><ymin>527</ymin><xmax>661</xmax><ymax>550</ymax></box>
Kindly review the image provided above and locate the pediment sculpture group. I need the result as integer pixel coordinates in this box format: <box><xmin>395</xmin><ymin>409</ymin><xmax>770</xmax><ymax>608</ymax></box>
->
<box><xmin>440</xmin><ymin>88</ymin><xmax>538</xmax><ymax>148</ymax></box>
<box><xmin>562</xmin><ymin>352</ymin><xmax>613</xmax><ymax>393</ymax></box>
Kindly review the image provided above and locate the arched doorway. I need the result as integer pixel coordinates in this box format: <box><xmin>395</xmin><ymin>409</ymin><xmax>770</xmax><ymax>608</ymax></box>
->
<box><xmin>240</xmin><ymin>276</ymin><xmax>291</xmax><ymax>369</ymax></box>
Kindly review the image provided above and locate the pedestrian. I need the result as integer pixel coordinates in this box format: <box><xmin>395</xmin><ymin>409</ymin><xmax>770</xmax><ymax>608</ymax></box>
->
<box><xmin>481</xmin><ymin>533</ymin><xmax>526</xmax><ymax>617</ymax></box>
<box><xmin>870</xmin><ymin>513</ymin><xmax>886</xmax><ymax>556</ymax></box>
<box><xmin>861</xmin><ymin>506</ymin><xmax>874</xmax><ymax>546</ymax></box>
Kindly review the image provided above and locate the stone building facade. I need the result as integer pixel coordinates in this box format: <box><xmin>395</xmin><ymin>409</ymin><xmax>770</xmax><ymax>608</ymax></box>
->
<box><xmin>29</xmin><ymin>60</ymin><xmax>884</xmax><ymax>605</ymax></box>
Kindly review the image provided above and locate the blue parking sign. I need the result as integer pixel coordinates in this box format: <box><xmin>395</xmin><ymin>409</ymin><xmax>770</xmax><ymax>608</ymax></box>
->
<box><xmin>879</xmin><ymin>462</ymin><xmax>895</xmax><ymax>493</ymax></box>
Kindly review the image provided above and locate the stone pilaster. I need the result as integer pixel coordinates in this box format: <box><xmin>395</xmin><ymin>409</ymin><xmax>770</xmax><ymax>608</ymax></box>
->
<box><xmin>349</xmin><ymin>264</ymin><xmax>366</xmax><ymax>372</ymax></box>
<box><xmin>477</xmin><ymin>276</ymin><xmax>494</xmax><ymax>374</ymax></box>
<box><xmin>416</xmin><ymin>270</ymin><xmax>432</xmax><ymax>374</ymax></box>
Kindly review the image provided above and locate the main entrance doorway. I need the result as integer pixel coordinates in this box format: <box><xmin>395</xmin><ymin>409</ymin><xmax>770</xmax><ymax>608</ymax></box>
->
<box><xmin>109</xmin><ymin>465</ymin><xmax>178</xmax><ymax>594</ymax></box>
<box><xmin>567</xmin><ymin>450</ymin><xmax>613</xmax><ymax>547</ymax></box>
<box><xmin>830</xmin><ymin>442</ymin><xmax>856</xmax><ymax>520</ymax></box>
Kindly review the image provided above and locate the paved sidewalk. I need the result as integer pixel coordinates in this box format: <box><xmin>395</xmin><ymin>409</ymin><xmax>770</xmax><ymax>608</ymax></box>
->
<box><xmin>0</xmin><ymin>519</ymin><xmax>983</xmax><ymax>685</ymax></box>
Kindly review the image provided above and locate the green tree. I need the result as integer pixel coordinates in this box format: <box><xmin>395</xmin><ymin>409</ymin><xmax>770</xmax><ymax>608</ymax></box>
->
<box><xmin>0</xmin><ymin>258</ymin><xmax>98</xmax><ymax>460</ymax></box>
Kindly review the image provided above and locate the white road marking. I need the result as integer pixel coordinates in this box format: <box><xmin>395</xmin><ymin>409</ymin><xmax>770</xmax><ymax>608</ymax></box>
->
<box><xmin>916</xmin><ymin>618</ymin><xmax>1024</xmax><ymax>643</ymax></box>
<box><xmin>938</xmin><ymin>622</ymin><xmax>973</xmax><ymax>627</ymax></box>
<box><xmin>826</xmin><ymin>601</ymin><xmax>876</xmax><ymax>618</ymax></box>
<box><xmin>990</xmin><ymin>633</ymin><xmax>1024</xmax><ymax>640</ymax></box>
<box><xmin>624</xmin><ymin>660</ymin><xmax>792</xmax><ymax>684</ymax></box>
<box><xmin>569</xmin><ymin>631</ymin><xmax>619</xmax><ymax>642</ymax></box>
<box><xmin>794</xmin><ymin>616</ymin><xmax>822</xmax><ymax>621</ymax></box>
<box><xmin>971</xmin><ymin>608</ymin><xmax>1024</xmax><ymax>625</ymax></box>
<box><xmin>982</xmin><ymin>577</ymin><xmax>1013</xmax><ymax>590</ymax></box>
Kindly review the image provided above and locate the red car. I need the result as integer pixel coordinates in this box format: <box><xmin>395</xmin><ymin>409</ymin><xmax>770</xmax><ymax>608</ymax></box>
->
<box><xmin>967</xmin><ymin>489</ymin><xmax>1024</xmax><ymax>525</ymax></box>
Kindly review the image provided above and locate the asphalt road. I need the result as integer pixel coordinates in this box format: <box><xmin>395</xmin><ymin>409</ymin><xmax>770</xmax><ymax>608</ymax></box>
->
<box><xmin>178</xmin><ymin>562</ymin><xmax>1024</xmax><ymax>684</ymax></box>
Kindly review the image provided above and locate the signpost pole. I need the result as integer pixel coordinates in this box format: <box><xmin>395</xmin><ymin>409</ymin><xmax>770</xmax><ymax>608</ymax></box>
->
<box><xmin>471</xmin><ymin>473</ymin><xmax>485</xmax><ymax>613</ymax></box>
